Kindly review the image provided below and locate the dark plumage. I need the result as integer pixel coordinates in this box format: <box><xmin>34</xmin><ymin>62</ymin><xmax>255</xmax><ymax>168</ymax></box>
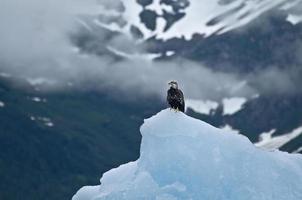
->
<box><xmin>167</xmin><ymin>81</ymin><xmax>185</xmax><ymax>112</ymax></box>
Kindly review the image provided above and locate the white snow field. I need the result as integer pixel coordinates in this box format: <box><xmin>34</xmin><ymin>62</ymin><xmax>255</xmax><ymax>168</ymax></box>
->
<box><xmin>118</xmin><ymin>0</ymin><xmax>299</xmax><ymax>40</ymax></box>
<box><xmin>185</xmin><ymin>99</ymin><xmax>219</xmax><ymax>115</ymax></box>
<box><xmin>73</xmin><ymin>109</ymin><xmax>302</xmax><ymax>200</ymax></box>
<box><xmin>256</xmin><ymin>127</ymin><xmax>302</xmax><ymax>150</ymax></box>
<box><xmin>222</xmin><ymin>97</ymin><xmax>247</xmax><ymax>115</ymax></box>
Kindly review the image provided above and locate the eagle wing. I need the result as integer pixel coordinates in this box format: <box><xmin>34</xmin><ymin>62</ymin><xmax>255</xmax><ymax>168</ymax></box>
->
<box><xmin>167</xmin><ymin>88</ymin><xmax>185</xmax><ymax>112</ymax></box>
<box><xmin>178</xmin><ymin>89</ymin><xmax>185</xmax><ymax>112</ymax></box>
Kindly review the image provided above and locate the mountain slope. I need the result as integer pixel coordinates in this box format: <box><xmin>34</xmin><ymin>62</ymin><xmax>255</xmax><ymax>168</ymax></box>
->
<box><xmin>1</xmin><ymin>0</ymin><xmax>302</xmax><ymax>199</ymax></box>
<box><xmin>0</xmin><ymin>76</ymin><xmax>163</xmax><ymax>200</ymax></box>
<box><xmin>117</xmin><ymin>0</ymin><xmax>297</xmax><ymax>39</ymax></box>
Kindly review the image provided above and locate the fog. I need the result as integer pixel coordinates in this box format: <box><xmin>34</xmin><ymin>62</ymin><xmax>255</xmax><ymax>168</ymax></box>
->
<box><xmin>0</xmin><ymin>0</ymin><xmax>300</xmax><ymax>101</ymax></box>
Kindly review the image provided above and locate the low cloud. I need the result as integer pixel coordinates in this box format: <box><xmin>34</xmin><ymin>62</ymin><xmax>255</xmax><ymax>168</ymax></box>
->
<box><xmin>0</xmin><ymin>0</ymin><xmax>255</xmax><ymax>100</ymax></box>
<box><xmin>248</xmin><ymin>67</ymin><xmax>302</xmax><ymax>95</ymax></box>
<box><xmin>0</xmin><ymin>0</ymin><xmax>102</xmax><ymax>78</ymax></box>
<box><xmin>0</xmin><ymin>0</ymin><xmax>300</xmax><ymax>102</ymax></box>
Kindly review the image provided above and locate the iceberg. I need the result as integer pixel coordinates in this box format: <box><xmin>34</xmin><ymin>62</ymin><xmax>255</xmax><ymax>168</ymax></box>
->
<box><xmin>72</xmin><ymin>109</ymin><xmax>302</xmax><ymax>200</ymax></box>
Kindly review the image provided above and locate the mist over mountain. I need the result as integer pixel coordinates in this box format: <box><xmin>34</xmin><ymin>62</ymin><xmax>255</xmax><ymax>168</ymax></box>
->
<box><xmin>0</xmin><ymin>0</ymin><xmax>302</xmax><ymax>199</ymax></box>
<box><xmin>0</xmin><ymin>0</ymin><xmax>301</xmax><ymax>97</ymax></box>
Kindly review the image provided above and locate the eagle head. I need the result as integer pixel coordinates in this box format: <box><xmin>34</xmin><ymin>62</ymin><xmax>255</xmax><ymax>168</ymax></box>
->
<box><xmin>168</xmin><ymin>81</ymin><xmax>178</xmax><ymax>89</ymax></box>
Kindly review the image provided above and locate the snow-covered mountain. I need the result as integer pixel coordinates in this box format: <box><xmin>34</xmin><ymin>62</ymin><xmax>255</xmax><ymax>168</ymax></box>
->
<box><xmin>73</xmin><ymin>109</ymin><xmax>302</xmax><ymax>200</ymax></box>
<box><xmin>1</xmin><ymin>1</ymin><xmax>302</xmax><ymax>199</ymax></box>
<box><xmin>130</xmin><ymin>0</ymin><xmax>301</xmax><ymax>39</ymax></box>
<box><xmin>89</xmin><ymin>0</ymin><xmax>302</xmax><ymax>40</ymax></box>
<box><xmin>73</xmin><ymin>0</ymin><xmax>302</xmax><ymax>153</ymax></box>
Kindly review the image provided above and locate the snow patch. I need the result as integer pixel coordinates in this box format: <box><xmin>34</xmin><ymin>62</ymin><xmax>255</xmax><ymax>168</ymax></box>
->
<box><xmin>145</xmin><ymin>0</ymin><xmax>164</xmax><ymax>15</ymax></box>
<box><xmin>31</xmin><ymin>116</ymin><xmax>54</xmax><ymax>127</ymax></box>
<box><xmin>120</xmin><ymin>0</ymin><xmax>149</xmax><ymax>37</ymax></box>
<box><xmin>220</xmin><ymin>124</ymin><xmax>240</xmax><ymax>134</ymax></box>
<box><xmin>287</xmin><ymin>14</ymin><xmax>302</xmax><ymax>25</ymax></box>
<box><xmin>31</xmin><ymin>97</ymin><xmax>47</xmax><ymax>103</ymax></box>
<box><xmin>166</xmin><ymin>51</ymin><xmax>175</xmax><ymax>56</ymax></box>
<box><xmin>185</xmin><ymin>99</ymin><xmax>219</xmax><ymax>115</ymax></box>
<box><xmin>45</xmin><ymin>122</ymin><xmax>54</xmax><ymax>127</ymax></box>
<box><xmin>255</xmin><ymin>127</ymin><xmax>302</xmax><ymax>150</ymax></box>
<box><xmin>293</xmin><ymin>147</ymin><xmax>302</xmax><ymax>154</ymax></box>
<box><xmin>121</xmin><ymin>0</ymin><xmax>289</xmax><ymax>40</ymax></box>
<box><xmin>256</xmin><ymin>129</ymin><xmax>277</xmax><ymax>146</ymax></box>
<box><xmin>222</xmin><ymin>97</ymin><xmax>246</xmax><ymax>115</ymax></box>
<box><xmin>39</xmin><ymin>117</ymin><xmax>54</xmax><ymax>127</ymax></box>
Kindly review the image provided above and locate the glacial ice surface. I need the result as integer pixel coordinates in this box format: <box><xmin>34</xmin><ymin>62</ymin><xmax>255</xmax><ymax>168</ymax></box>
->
<box><xmin>73</xmin><ymin>109</ymin><xmax>302</xmax><ymax>200</ymax></box>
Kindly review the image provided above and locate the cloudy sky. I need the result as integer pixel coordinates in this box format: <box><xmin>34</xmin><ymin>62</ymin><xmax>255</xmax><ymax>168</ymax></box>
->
<box><xmin>0</xmin><ymin>0</ymin><xmax>301</xmax><ymax>100</ymax></box>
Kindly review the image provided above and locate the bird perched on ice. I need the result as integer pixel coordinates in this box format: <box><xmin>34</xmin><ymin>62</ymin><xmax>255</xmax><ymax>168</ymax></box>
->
<box><xmin>167</xmin><ymin>81</ymin><xmax>185</xmax><ymax>112</ymax></box>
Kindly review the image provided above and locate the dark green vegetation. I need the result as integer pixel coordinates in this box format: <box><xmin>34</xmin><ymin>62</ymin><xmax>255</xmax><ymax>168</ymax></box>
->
<box><xmin>0</xmin><ymin>77</ymin><xmax>163</xmax><ymax>200</ymax></box>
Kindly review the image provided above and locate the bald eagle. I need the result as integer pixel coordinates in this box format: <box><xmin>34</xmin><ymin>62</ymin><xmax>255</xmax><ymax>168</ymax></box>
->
<box><xmin>167</xmin><ymin>81</ymin><xmax>185</xmax><ymax>112</ymax></box>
